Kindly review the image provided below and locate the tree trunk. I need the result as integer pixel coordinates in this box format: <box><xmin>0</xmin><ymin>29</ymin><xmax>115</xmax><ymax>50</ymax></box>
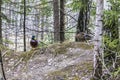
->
<box><xmin>60</xmin><ymin>0</ymin><xmax>65</xmax><ymax>43</ymax></box>
<box><xmin>119</xmin><ymin>20</ymin><xmax>120</xmax><ymax>43</ymax></box>
<box><xmin>35</xmin><ymin>12</ymin><xmax>40</xmax><ymax>41</ymax></box>
<box><xmin>15</xmin><ymin>17</ymin><xmax>18</xmax><ymax>51</ymax></box>
<box><xmin>53</xmin><ymin>0</ymin><xmax>60</xmax><ymax>42</ymax></box>
<box><xmin>77</xmin><ymin>8</ymin><xmax>84</xmax><ymax>32</ymax></box>
<box><xmin>75</xmin><ymin>0</ymin><xmax>90</xmax><ymax>42</ymax></box>
<box><xmin>23</xmin><ymin>0</ymin><xmax>26</xmax><ymax>51</ymax></box>
<box><xmin>0</xmin><ymin>0</ymin><xmax>6</xmax><ymax>79</ymax></box>
<box><xmin>93</xmin><ymin>0</ymin><xmax>104</xmax><ymax>79</ymax></box>
<box><xmin>41</xmin><ymin>15</ymin><xmax>44</xmax><ymax>40</ymax></box>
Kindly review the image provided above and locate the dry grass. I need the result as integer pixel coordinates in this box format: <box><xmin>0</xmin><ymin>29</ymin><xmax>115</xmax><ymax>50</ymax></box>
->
<box><xmin>47</xmin><ymin>41</ymin><xmax>93</xmax><ymax>55</ymax></box>
<box><xmin>47</xmin><ymin>61</ymin><xmax>93</xmax><ymax>80</ymax></box>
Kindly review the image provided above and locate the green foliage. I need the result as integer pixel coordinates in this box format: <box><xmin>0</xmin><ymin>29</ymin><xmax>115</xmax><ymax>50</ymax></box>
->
<box><xmin>90</xmin><ymin>2</ymin><xmax>96</xmax><ymax>16</ymax></box>
<box><xmin>103</xmin><ymin>0</ymin><xmax>120</xmax><ymax>50</ymax></box>
<box><xmin>67</xmin><ymin>0</ymin><xmax>81</xmax><ymax>11</ymax></box>
<box><xmin>109</xmin><ymin>0</ymin><xmax>120</xmax><ymax>11</ymax></box>
<box><xmin>2</xmin><ymin>0</ymin><xmax>11</xmax><ymax>4</ymax></box>
<box><xmin>65</xmin><ymin>28</ymin><xmax>75</xmax><ymax>41</ymax></box>
<box><xmin>20</xmin><ymin>0</ymin><xmax>32</xmax><ymax>14</ymax></box>
<box><xmin>24</xmin><ymin>0</ymin><xmax>52</xmax><ymax>17</ymax></box>
<box><xmin>104</xmin><ymin>36</ymin><xmax>118</xmax><ymax>49</ymax></box>
<box><xmin>103</xmin><ymin>10</ymin><xmax>118</xmax><ymax>30</ymax></box>
<box><xmin>38</xmin><ymin>41</ymin><xmax>47</xmax><ymax>48</ymax></box>
<box><xmin>113</xmin><ymin>67</ymin><xmax>120</xmax><ymax>77</ymax></box>
<box><xmin>66</xmin><ymin>0</ymin><xmax>89</xmax><ymax>11</ymax></box>
<box><xmin>108</xmin><ymin>39</ymin><xmax>118</xmax><ymax>49</ymax></box>
<box><xmin>40</xmin><ymin>0</ymin><xmax>52</xmax><ymax>16</ymax></box>
<box><xmin>103</xmin><ymin>0</ymin><xmax>120</xmax><ymax>79</ymax></box>
<box><xmin>3</xmin><ymin>39</ymin><xmax>13</xmax><ymax>44</ymax></box>
<box><xmin>0</xmin><ymin>12</ymin><xmax>11</xmax><ymax>23</ymax></box>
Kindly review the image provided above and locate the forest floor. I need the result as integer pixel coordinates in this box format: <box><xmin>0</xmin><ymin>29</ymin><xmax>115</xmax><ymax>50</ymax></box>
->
<box><xmin>3</xmin><ymin>42</ymin><xmax>94</xmax><ymax>80</ymax></box>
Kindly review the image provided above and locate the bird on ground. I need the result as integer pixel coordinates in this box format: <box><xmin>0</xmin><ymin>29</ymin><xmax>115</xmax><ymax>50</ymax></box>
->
<box><xmin>30</xmin><ymin>35</ymin><xmax>38</xmax><ymax>48</ymax></box>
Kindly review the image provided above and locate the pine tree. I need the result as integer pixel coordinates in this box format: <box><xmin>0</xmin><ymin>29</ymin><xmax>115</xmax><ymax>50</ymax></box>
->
<box><xmin>53</xmin><ymin>0</ymin><xmax>60</xmax><ymax>42</ymax></box>
<box><xmin>60</xmin><ymin>0</ymin><xmax>65</xmax><ymax>43</ymax></box>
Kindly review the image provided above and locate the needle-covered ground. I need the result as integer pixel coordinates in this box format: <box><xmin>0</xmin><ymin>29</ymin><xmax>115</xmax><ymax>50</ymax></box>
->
<box><xmin>3</xmin><ymin>42</ymin><xmax>94</xmax><ymax>80</ymax></box>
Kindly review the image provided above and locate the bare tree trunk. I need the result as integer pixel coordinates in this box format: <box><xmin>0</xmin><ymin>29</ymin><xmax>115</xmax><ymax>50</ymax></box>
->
<box><xmin>0</xmin><ymin>0</ymin><xmax>6</xmax><ymax>79</ymax></box>
<box><xmin>53</xmin><ymin>0</ymin><xmax>60</xmax><ymax>42</ymax></box>
<box><xmin>23</xmin><ymin>0</ymin><xmax>26</xmax><ymax>51</ymax></box>
<box><xmin>15</xmin><ymin>16</ymin><xmax>18</xmax><ymax>51</ymax></box>
<box><xmin>41</xmin><ymin>15</ymin><xmax>44</xmax><ymax>40</ymax></box>
<box><xmin>60</xmin><ymin>0</ymin><xmax>65</xmax><ymax>43</ymax></box>
<box><xmin>77</xmin><ymin>8</ymin><xmax>84</xmax><ymax>32</ymax></box>
<box><xmin>119</xmin><ymin>20</ymin><xmax>120</xmax><ymax>43</ymax></box>
<box><xmin>35</xmin><ymin>9</ymin><xmax>40</xmax><ymax>41</ymax></box>
<box><xmin>4</xmin><ymin>4</ymin><xmax>8</xmax><ymax>47</ymax></box>
<box><xmin>93</xmin><ymin>0</ymin><xmax>104</xmax><ymax>79</ymax></box>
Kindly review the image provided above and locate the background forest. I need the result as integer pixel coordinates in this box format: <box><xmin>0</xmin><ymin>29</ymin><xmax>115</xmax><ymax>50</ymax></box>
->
<box><xmin>0</xmin><ymin>0</ymin><xmax>120</xmax><ymax>80</ymax></box>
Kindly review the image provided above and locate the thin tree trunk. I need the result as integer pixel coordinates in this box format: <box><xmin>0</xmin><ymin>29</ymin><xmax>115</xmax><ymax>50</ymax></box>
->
<box><xmin>4</xmin><ymin>4</ymin><xmax>8</xmax><ymax>47</ymax></box>
<box><xmin>60</xmin><ymin>0</ymin><xmax>65</xmax><ymax>43</ymax></box>
<box><xmin>23</xmin><ymin>0</ymin><xmax>26</xmax><ymax>51</ymax></box>
<box><xmin>0</xmin><ymin>0</ymin><xmax>6</xmax><ymax>79</ymax></box>
<box><xmin>93</xmin><ymin>0</ymin><xmax>104</xmax><ymax>79</ymax></box>
<box><xmin>41</xmin><ymin>15</ymin><xmax>44</xmax><ymax>40</ymax></box>
<box><xmin>15</xmin><ymin>16</ymin><xmax>18</xmax><ymax>51</ymax></box>
<box><xmin>35</xmin><ymin>10</ymin><xmax>40</xmax><ymax>40</ymax></box>
<box><xmin>119</xmin><ymin>21</ymin><xmax>120</xmax><ymax>43</ymax></box>
<box><xmin>53</xmin><ymin>0</ymin><xmax>60</xmax><ymax>42</ymax></box>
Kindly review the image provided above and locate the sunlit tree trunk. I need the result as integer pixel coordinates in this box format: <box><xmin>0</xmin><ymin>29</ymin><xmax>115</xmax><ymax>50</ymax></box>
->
<box><xmin>53</xmin><ymin>0</ymin><xmax>60</xmax><ymax>42</ymax></box>
<box><xmin>93</xmin><ymin>0</ymin><xmax>104</xmax><ymax>79</ymax></box>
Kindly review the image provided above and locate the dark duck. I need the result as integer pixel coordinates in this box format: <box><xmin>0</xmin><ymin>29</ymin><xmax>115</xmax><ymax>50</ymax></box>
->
<box><xmin>30</xmin><ymin>35</ymin><xmax>38</xmax><ymax>48</ymax></box>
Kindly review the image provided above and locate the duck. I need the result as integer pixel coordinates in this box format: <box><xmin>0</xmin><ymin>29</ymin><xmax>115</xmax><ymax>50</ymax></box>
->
<box><xmin>30</xmin><ymin>35</ymin><xmax>38</xmax><ymax>48</ymax></box>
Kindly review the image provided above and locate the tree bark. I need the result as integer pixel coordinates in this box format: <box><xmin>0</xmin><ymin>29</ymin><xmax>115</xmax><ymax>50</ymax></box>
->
<box><xmin>60</xmin><ymin>0</ymin><xmax>65</xmax><ymax>43</ymax></box>
<box><xmin>0</xmin><ymin>0</ymin><xmax>7</xmax><ymax>79</ymax></box>
<box><xmin>23</xmin><ymin>0</ymin><xmax>26</xmax><ymax>51</ymax></box>
<box><xmin>77</xmin><ymin>8</ymin><xmax>84</xmax><ymax>32</ymax></box>
<box><xmin>15</xmin><ymin>12</ymin><xmax>18</xmax><ymax>51</ymax></box>
<box><xmin>75</xmin><ymin>0</ymin><xmax>90</xmax><ymax>42</ymax></box>
<box><xmin>41</xmin><ymin>15</ymin><xmax>44</xmax><ymax>40</ymax></box>
<box><xmin>93</xmin><ymin>0</ymin><xmax>104</xmax><ymax>79</ymax></box>
<box><xmin>53</xmin><ymin>0</ymin><xmax>60</xmax><ymax>42</ymax></box>
<box><xmin>35</xmin><ymin>10</ymin><xmax>40</xmax><ymax>41</ymax></box>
